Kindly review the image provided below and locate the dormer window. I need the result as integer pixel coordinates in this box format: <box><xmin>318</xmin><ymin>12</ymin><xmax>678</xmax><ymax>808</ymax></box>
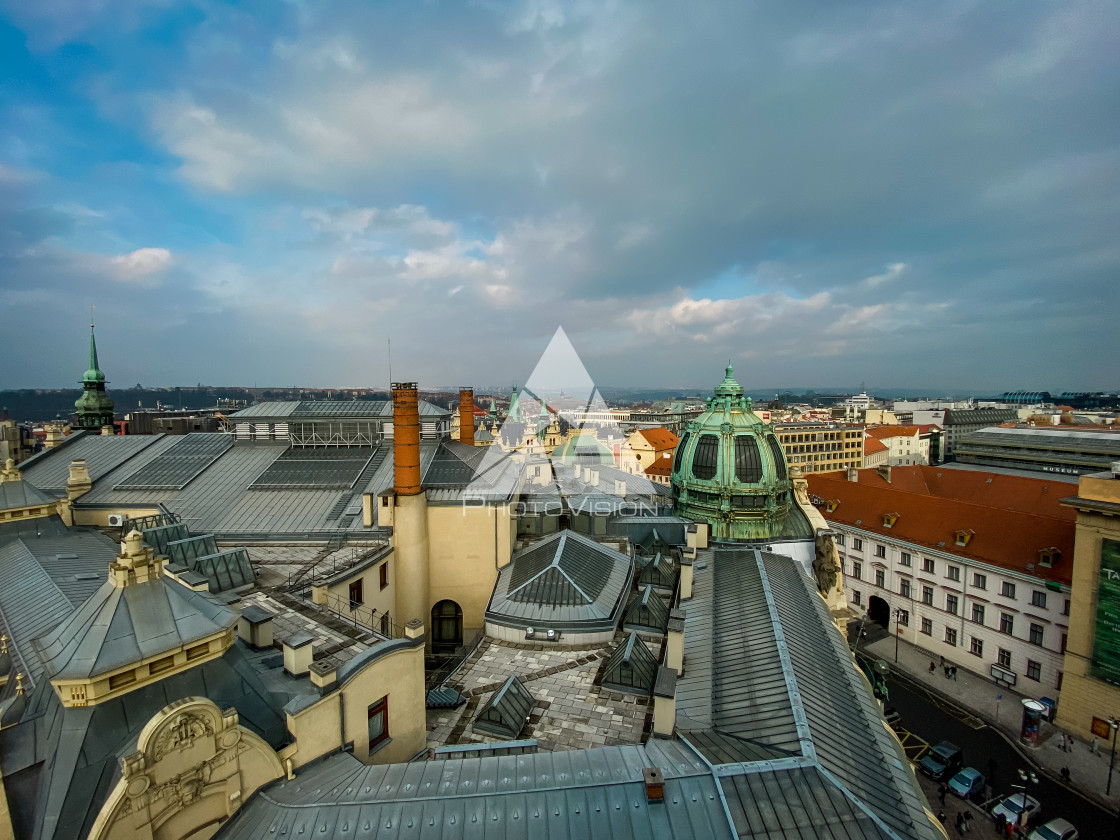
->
<box><xmin>825</xmin><ymin>499</ymin><xmax>840</xmax><ymax>513</ymax></box>
<box><xmin>1039</xmin><ymin>547</ymin><xmax>1060</xmax><ymax>568</ymax></box>
<box><xmin>883</xmin><ymin>513</ymin><xmax>899</xmax><ymax>528</ymax></box>
<box><xmin>954</xmin><ymin>529</ymin><xmax>974</xmax><ymax>547</ymax></box>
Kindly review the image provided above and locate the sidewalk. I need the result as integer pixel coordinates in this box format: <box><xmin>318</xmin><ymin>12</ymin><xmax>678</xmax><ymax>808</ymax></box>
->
<box><xmin>861</xmin><ymin>634</ymin><xmax>1120</xmax><ymax>815</ymax></box>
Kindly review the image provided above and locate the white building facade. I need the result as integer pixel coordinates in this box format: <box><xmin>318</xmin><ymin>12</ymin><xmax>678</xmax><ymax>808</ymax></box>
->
<box><xmin>837</xmin><ymin>524</ymin><xmax>1070</xmax><ymax>697</ymax></box>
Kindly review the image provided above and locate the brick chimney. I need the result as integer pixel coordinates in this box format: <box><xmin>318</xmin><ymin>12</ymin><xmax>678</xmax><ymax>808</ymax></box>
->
<box><xmin>459</xmin><ymin>388</ymin><xmax>475</xmax><ymax>446</ymax></box>
<box><xmin>392</xmin><ymin>382</ymin><xmax>422</xmax><ymax>495</ymax></box>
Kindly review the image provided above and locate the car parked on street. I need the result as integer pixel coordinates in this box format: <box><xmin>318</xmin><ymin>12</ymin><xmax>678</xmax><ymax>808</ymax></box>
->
<box><xmin>947</xmin><ymin>767</ymin><xmax>985</xmax><ymax>800</ymax></box>
<box><xmin>918</xmin><ymin>741</ymin><xmax>964</xmax><ymax>781</ymax></box>
<box><xmin>992</xmin><ymin>793</ymin><xmax>1042</xmax><ymax>827</ymax></box>
<box><xmin>1028</xmin><ymin>817</ymin><xmax>1078</xmax><ymax>840</ymax></box>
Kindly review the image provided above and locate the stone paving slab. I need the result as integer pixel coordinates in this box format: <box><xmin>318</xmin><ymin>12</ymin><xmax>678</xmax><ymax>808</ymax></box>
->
<box><xmin>426</xmin><ymin>634</ymin><xmax>654</xmax><ymax>752</ymax></box>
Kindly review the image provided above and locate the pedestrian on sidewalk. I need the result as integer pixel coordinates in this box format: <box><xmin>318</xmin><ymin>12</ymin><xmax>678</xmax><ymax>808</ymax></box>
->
<box><xmin>962</xmin><ymin>809</ymin><xmax>972</xmax><ymax>832</ymax></box>
<box><xmin>1060</xmin><ymin>766</ymin><xmax>1070</xmax><ymax>784</ymax></box>
<box><xmin>954</xmin><ymin>813</ymin><xmax>964</xmax><ymax>834</ymax></box>
<box><xmin>1068</xmin><ymin>734</ymin><xmax>1074</xmax><ymax>752</ymax></box>
<box><xmin>944</xmin><ymin>664</ymin><xmax>950</xmax><ymax>678</ymax></box>
<box><xmin>1092</xmin><ymin>736</ymin><xmax>1100</xmax><ymax>755</ymax></box>
<box><xmin>951</xmin><ymin>666</ymin><xmax>958</xmax><ymax>681</ymax></box>
<box><xmin>994</xmin><ymin>812</ymin><xmax>1006</xmax><ymax>835</ymax></box>
<box><xmin>940</xmin><ymin>655</ymin><xmax>945</xmax><ymax>667</ymax></box>
<box><xmin>937</xmin><ymin>809</ymin><xmax>946</xmax><ymax>825</ymax></box>
<box><xmin>938</xmin><ymin>782</ymin><xmax>948</xmax><ymax>804</ymax></box>
<box><xmin>929</xmin><ymin>660</ymin><xmax>936</xmax><ymax>674</ymax></box>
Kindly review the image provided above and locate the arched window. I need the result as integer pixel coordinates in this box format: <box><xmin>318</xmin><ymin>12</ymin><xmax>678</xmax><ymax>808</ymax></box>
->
<box><xmin>672</xmin><ymin>432</ymin><xmax>690</xmax><ymax>473</ymax></box>
<box><xmin>691</xmin><ymin>434</ymin><xmax>719</xmax><ymax>480</ymax></box>
<box><xmin>431</xmin><ymin>600</ymin><xmax>463</xmax><ymax>652</ymax></box>
<box><xmin>734</xmin><ymin>437</ymin><xmax>763</xmax><ymax>483</ymax></box>
<box><xmin>767</xmin><ymin>435</ymin><xmax>788</xmax><ymax>480</ymax></box>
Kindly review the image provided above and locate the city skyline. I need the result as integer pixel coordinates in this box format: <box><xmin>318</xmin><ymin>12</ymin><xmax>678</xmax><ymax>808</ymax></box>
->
<box><xmin>1</xmin><ymin>2</ymin><xmax>1118</xmax><ymax>391</ymax></box>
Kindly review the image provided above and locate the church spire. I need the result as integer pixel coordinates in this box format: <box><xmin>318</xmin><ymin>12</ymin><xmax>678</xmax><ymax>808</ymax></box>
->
<box><xmin>74</xmin><ymin>316</ymin><xmax>115</xmax><ymax>430</ymax></box>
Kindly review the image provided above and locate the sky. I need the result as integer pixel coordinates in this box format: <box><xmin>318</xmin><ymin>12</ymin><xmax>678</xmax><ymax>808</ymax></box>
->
<box><xmin>1</xmin><ymin>1</ymin><xmax>1118</xmax><ymax>393</ymax></box>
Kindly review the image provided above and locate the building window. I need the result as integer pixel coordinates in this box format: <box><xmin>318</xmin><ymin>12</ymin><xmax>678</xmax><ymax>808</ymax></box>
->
<box><xmin>851</xmin><ymin>561</ymin><xmax>862</xmax><ymax>580</ymax></box>
<box><xmin>1000</xmin><ymin>613</ymin><xmax>1014</xmax><ymax>635</ymax></box>
<box><xmin>997</xmin><ymin>648</ymin><xmax>1012</xmax><ymax>668</ymax></box>
<box><xmin>379</xmin><ymin>562</ymin><xmax>389</xmax><ymax>590</ymax></box>
<box><xmin>835</xmin><ymin>533</ymin><xmax>844</xmax><ymax>546</ymax></box>
<box><xmin>945</xmin><ymin>627</ymin><xmax>958</xmax><ymax>646</ymax></box>
<box><xmin>973</xmin><ymin>573</ymin><xmax>987</xmax><ymax>590</ymax></box>
<box><xmin>875</xmin><ymin>569</ymin><xmax>885</xmax><ymax>588</ymax></box>
<box><xmin>368</xmin><ymin>696</ymin><xmax>389</xmax><ymax>750</ymax></box>
<box><xmin>149</xmin><ymin>654</ymin><xmax>176</xmax><ymax>675</ymax></box>
<box><xmin>1001</xmin><ymin>581</ymin><xmax>1016</xmax><ymax>599</ymax></box>
<box><xmin>1061</xmin><ymin>633</ymin><xmax>1067</xmax><ymax>654</ymax></box>
<box><xmin>922</xmin><ymin>558</ymin><xmax>935</xmax><ymax>573</ymax></box>
<box><xmin>349</xmin><ymin>578</ymin><xmax>364</xmax><ymax>609</ymax></box>
<box><xmin>971</xmin><ymin>603</ymin><xmax>985</xmax><ymax>625</ymax></box>
<box><xmin>186</xmin><ymin>642</ymin><xmax>210</xmax><ymax>661</ymax></box>
<box><xmin>1056</xmin><ymin>671</ymin><xmax>1063</xmax><ymax>690</ymax></box>
<box><xmin>1031</xmin><ymin>590</ymin><xmax>1047</xmax><ymax>608</ymax></box>
<box><xmin>947</xmin><ymin>565</ymin><xmax>961</xmax><ymax>582</ymax></box>
<box><xmin>946</xmin><ymin>594</ymin><xmax>959</xmax><ymax>615</ymax></box>
<box><xmin>921</xmin><ymin>618</ymin><xmax>933</xmax><ymax>635</ymax></box>
<box><xmin>853</xmin><ymin>538</ymin><xmax>864</xmax><ymax>551</ymax></box>
<box><xmin>1062</xmin><ymin>599</ymin><xmax>1070</xmax><ymax>616</ymax></box>
<box><xmin>900</xmin><ymin>552</ymin><xmax>912</xmax><ymax>567</ymax></box>
<box><xmin>922</xmin><ymin>586</ymin><xmax>934</xmax><ymax>606</ymax></box>
<box><xmin>970</xmin><ymin>637</ymin><xmax>984</xmax><ymax>657</ymax></box>
<box><xmin>897</xmin><ymin>609</ymin><xmax>909</xmax><ymax>626</ymax></box>
<box><xmin>900</xmin><ymin>579</ymin><xmax>912</xmax><ymax>598</ymax></box>
<box><xmin>1029</xmin><ymin>623</ymin><xmax>1044</xmax><ymax>646</ymax></box>
<box><xmin>1026</xmin><ymin>660</ymin><xmax>1041</xmax><ymax>682</ymax></box>
<box><xmin>852</xmin><ymin>590</ymin><xmax>862</xmax><ymax>606</ymax></box>
<box><xmin>875</xmin><ymin>544</ymin><xmax>886</xmax><ymax>558</ymax></box>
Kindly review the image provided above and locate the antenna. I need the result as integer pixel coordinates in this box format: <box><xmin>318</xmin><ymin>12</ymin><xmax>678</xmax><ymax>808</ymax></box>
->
<box><xmin>388</xmin><ymin>338</ymin><xmax>392</xmax><ymax>388</ymax></box>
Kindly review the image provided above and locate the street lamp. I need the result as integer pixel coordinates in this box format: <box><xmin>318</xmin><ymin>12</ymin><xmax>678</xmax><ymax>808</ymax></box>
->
<box><xmin>893</xmin><ymin>607</ymin><xmax>901</xmax><ymax>663</ymax></box>
<box><xmin>1012</xmin><ymin>769</ymin><xmax>1038</xmax><ymax>832</ymax></box>
<box><xmin>1107</xmin><ymin>717</ymin><xmax>1119</xmax><ymax>796</ymax></box>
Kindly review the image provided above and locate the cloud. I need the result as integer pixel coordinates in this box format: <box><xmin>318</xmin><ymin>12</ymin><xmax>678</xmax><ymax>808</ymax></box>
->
<box><xmin>108</xmin><ymin>247</ymin><xmax>172</xmax><ymax>282</ymax></box>
<box><xmin>861</xmin><ymin>262</ymin><xmax>908</xmax><ymax>289</ymax></box>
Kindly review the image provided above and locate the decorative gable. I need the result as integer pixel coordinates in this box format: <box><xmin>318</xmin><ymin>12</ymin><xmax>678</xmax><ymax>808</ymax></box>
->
<box><xmin>1038</xmin><ymin>547</ymin><xmax>1060</xmax><ymax>568</ymax></box>
<box><xmin>954</xmin><ymin>529</ymin><xmax>975</xmax><ymax>547</ymax></box>
<box><xmin>882</xmin><ymin>513</ymin><xmax>899</xmax><ymax>528</ymax></box>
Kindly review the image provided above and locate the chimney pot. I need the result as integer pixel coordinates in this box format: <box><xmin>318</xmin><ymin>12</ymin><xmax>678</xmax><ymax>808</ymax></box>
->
<box><xmin>392</xmin><ymin>382</ymin><xmax>422</xmax><ymax>495</ymax></box>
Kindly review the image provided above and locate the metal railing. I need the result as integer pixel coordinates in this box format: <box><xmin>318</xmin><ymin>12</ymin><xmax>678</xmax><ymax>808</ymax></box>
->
<box><xmin>425</xmin><ymin>628</ymin><xmax>485</xmax><ymax>692</ymax></box>
<box><xmin>315</xmin><ymin>590</ymin><xmax>407</xmax><ymax>640</ymax></box>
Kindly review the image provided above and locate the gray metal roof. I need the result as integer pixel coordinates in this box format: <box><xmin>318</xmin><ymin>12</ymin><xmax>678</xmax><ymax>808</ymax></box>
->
<box><xmin>472</xmin><ymin>674</ymin><xmax>533</xmax><ymax>739</ymax></box>
<box><xmin>622</xmin><ymin>586</ymin><xmax>670</xmax><ymax>634</ymax></box>
<box><xmin>216</xmin><ymin>740</ymin><xmax>734</xmax><ymax>840</ymax></box>
<box><xmin>0</xmin><ymin>640</ymin><xmax>290</xmax><ymax>840</ymax></box>
<box><xmin>0</xmin><ymin>479</ymin><xmax>56</xmax><ymax>511</ymax></box>
<box><xmin>601</xmin><ymin>631</ymin><xmax>658</xmax><ymax>696</ymax></box>
<box><xmin>229</xmin><ymin>399</ymin><xmax>449</xmax><ymax>419</ymax></box>
<box><xmin>36</xmin><ymin>572</ymin><xmax>239</xmax><ymax>681</ymax></box>
<box><xmin>676</xmin><ymin>545</ymin><xmax>940</xmax><ymax>840</ymax></box>
<box><xmin>248</xmin><ymin>446</ymin><xmax>380</xmax><ymax>489</ymax></box>
<box><xmin>112</xmin><ymin>433</ymin><xmax>232</xmax><ymax>490</ymax></box>
<box><xmin>485</xmin><ymin>531</ymin><xmax>634</xmax><ymax>632</ymax></box>
<box><xmin>19</xmin><ymin>432</ymin><xmax>163</xmax><ymax>494</ymax></box>
<box><xmin>0</xmin><ymin>523</ymin><xmax>116</xmax><ymax>687</ymax></box>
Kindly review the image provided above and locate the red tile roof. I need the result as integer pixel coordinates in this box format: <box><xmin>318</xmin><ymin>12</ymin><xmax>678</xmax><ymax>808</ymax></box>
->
<box><xmin>863</xmin><ymin>438</ymin><xmax>888</xmax><ymax>455</ymax></box>
<box><xmin>865</xmin><ymin>425</ymin><xmax>931</xmax><ymax>440</ymax></box>
<box><xmin>806</xmin><ymin>466</ymin><xmax>1075</xmax><ymax>584</ymax></box>
<box><xmin>644</xmin><ymin>460</ymin><xmax>672</xmax><ymax>477</ymax></box>
<box><xmin>633</xmin><ymin>428</ymin><xmax>680</xmax><ymax>451</ymax></box>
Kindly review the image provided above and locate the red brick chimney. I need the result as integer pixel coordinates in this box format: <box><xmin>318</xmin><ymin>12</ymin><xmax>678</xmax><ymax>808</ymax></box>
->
<box><xmin>392</xmin><ymin>382</ymin><xmax>422</xmax><ymax>495</ymax></box>
<box><xmin>459</xmin><ymin>388</ymin><xmax>475</xmax><ymax>446</ymax></box>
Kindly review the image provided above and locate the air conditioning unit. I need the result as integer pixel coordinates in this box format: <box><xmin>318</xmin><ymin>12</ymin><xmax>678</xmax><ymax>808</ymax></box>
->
<box><xmin>107</xmin><ymin>514</ymin><xmax>126</xmax><ymax>528</ymax></box>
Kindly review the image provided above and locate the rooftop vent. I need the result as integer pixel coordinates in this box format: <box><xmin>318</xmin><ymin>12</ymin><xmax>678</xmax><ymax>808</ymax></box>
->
<box><xmin>643</xmin><ymin>767</ymin><xmax>665</xmax><ymax>803</ymax></box>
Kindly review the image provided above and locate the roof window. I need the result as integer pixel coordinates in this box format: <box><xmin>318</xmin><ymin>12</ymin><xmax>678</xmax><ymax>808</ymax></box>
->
<box><xmin>1038</xmin><ymin>547</ymin><xmax>1060</xmax><ymax>568</ymax></box>
<box><xmin>954</xmin><ymin>529</ymin><xmax>974</xmax><ymax>547</ymax></box>
<box><xmin>883</xmin><ymin>513</ymin><xmax>899</xmax><ymax>528</ymax></box>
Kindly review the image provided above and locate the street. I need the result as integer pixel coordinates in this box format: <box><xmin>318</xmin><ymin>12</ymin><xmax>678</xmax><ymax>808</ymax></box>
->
<box><xmin>891</xmin><ymin>679</ymin><xmax>1119</xmax><ymax>837</ymax></box>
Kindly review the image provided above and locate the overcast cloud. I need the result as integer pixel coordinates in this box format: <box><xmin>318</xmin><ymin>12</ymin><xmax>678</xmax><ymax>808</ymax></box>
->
<box><xmin>1</xmin><ymin>0</ymin><xmax>1117</xmax><ymax>392</ymax></box>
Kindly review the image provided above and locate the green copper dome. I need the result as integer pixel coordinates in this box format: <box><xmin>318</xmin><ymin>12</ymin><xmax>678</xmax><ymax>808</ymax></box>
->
<box><xmin>670</xmin><ymin>364</ymin><xmax>792</xmax><ymax>540</ymax></box>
